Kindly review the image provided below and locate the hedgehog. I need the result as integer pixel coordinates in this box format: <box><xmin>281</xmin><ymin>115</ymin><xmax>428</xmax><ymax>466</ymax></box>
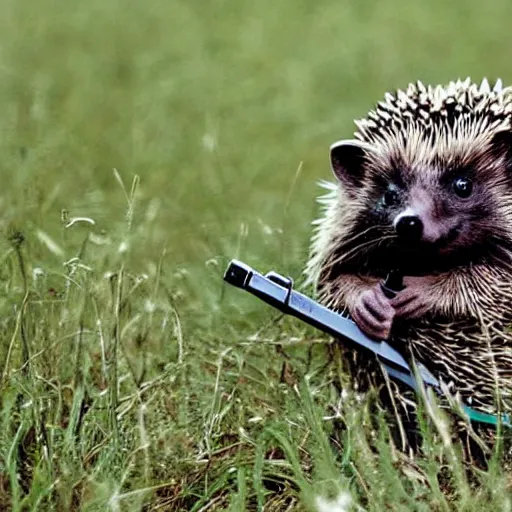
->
<box><xmin>304</xmin><ymin>77</ymin><xmax>512</xmax><ymax>461</ymax></box>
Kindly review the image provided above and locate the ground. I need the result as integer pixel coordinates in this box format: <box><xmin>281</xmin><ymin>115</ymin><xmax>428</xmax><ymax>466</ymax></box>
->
<box><xmin>1</xmin><ymin>0</ymin><xmax>512</xmax><ymax>510</ymax></box>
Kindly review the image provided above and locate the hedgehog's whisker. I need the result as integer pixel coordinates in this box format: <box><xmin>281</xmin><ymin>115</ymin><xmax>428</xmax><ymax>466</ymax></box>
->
<box><xmin>323</xmin><ymin>233</ymin><xmax>397</xmax><ymax>270</ymax></box>
<box><xmin>338</xmin><ymin>233</ymin><xmax>396</xmax><ymax>260</ymax></box>
<box><xmin>337</xmin><ymin>224</ymin><xmax>390</xmax><ymax>247</ymax></box>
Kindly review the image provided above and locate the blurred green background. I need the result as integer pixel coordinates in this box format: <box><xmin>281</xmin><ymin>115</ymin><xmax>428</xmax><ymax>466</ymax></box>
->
<box><xmin>3</xmin><ymin>0</ymin><xmax>511</xmax><ymax>294</ymax></box>
<box><xmin>1</xmin><ymin>0</ymin><xmax>512</xmax><ymax>509</ymax></box>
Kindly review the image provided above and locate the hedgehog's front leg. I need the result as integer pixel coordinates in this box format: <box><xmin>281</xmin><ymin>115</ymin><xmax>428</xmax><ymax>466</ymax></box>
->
<box><xmin>390</xmin><ymin>275</ymin><xmax>438</xmax><ymax>319</ymax></box>
<box><xmin>351</xmin><ymin>283</ymin><xmax>396</xmax><ymax>340</ymax></box>
<box><xmin>390</xmin><ymin>271</ymin><xmax>480</xmax><ymax>320</ymax></box>
<box><xmin>320</xmin><ymin>274</ymin><xmax>396</xmax><ymax>339</ymax></box>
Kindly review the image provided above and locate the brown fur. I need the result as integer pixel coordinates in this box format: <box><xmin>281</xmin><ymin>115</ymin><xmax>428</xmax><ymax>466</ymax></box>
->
<box><xmin>305</xmin><ymin>78</ymin><xmax>512</xmax><ymax>462</ymax></box>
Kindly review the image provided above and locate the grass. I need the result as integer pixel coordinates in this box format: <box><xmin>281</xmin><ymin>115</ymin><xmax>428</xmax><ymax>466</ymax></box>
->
<box><xmin>1</xmin><ymin>0</ymin><xmax>512</xmax><ymax>509</ymax></box>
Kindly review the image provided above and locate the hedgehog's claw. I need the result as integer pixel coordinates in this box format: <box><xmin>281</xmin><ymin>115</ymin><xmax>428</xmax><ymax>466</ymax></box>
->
<box><xmin>351</xmin><ymin>284</ymin><xmax>395</xmax><ymax>340</ymax></box>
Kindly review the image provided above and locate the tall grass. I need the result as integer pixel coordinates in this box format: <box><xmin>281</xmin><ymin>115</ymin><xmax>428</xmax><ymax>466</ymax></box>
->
<box><xmin>1</xmin><ymin>0</ymin><xmax>512</xmax><ymax>509</ymax></box>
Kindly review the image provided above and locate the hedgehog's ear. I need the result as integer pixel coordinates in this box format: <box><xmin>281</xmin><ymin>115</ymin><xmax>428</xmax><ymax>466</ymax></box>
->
<box><xmin>330</xmin><ymin>139</ymin><xmax>372</xmax><ymax>192</ymax></box>
<box><xmin>489</xmin><ymin>130</ymin><xmax>512</xmax><ymax>163</ymax></box>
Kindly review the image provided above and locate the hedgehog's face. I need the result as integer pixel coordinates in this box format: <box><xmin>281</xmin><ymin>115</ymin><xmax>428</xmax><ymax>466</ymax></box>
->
<box><xmin>330</xmin><ymin>136</ymin><xmax>512</xmax><ymax>259</ymax></box>
<box><xmin>373</xmin><ymin>170</ymin><xmax>480</xmax><ymax>254</ymax></box>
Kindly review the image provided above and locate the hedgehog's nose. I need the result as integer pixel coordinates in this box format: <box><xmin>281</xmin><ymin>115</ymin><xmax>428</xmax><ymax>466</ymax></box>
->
<box><xmin>394</xmin><ymin>215</ymin><xmax>423</xmax><ymax>240</ymax></box>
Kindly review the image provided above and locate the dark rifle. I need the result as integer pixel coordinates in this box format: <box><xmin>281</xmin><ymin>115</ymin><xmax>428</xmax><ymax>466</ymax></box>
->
<box><xmin>223</xmin><ymin>259</ymin><xmax>511</xmax><ymax>428</ymax></box>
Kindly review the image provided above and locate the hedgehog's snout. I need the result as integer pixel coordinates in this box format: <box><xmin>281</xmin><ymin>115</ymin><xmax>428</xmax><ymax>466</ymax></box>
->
<box><xmin>391</xmin><ymin>185</ymin><xmax>457</xmax><ymax>245</ymax></box>
<box><xmin>393</xmin><ymin>201</ymin><xmax>454</xmax><ymax>245</ymax></box>
<box><xmin>394</xmin><ymin>214</ymin><xmax>423</xmax><ymax>240</ymax></box>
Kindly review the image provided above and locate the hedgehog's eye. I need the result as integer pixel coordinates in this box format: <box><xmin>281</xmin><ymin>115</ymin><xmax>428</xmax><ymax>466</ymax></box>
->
<box><xmin>383</xmin><ymin>187</ymin><xmax>399</xmax><ymax>207</ymax></box>
<box><xmin>452</xmin><ymin>177</ymin><xmax>473</xmax><ymax>198</ymax></box>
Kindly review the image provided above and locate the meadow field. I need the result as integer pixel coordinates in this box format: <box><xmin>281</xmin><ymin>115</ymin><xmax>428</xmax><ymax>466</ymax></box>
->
<box><xmin>1</xmin><ymin>0</ymin><xmax>512</xmax><ymax>509</ymax></box>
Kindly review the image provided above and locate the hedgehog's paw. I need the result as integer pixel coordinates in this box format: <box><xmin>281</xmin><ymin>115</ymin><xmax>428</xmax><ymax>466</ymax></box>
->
<box><xmin>390</xmin><ymin>275</ymin><xmax>435</xmax><ymax>319</ymax></box>
<box><xmin>351</xmin><ymin>284</ymin><xmax>395</xmax><ymax>340</ymax></box>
